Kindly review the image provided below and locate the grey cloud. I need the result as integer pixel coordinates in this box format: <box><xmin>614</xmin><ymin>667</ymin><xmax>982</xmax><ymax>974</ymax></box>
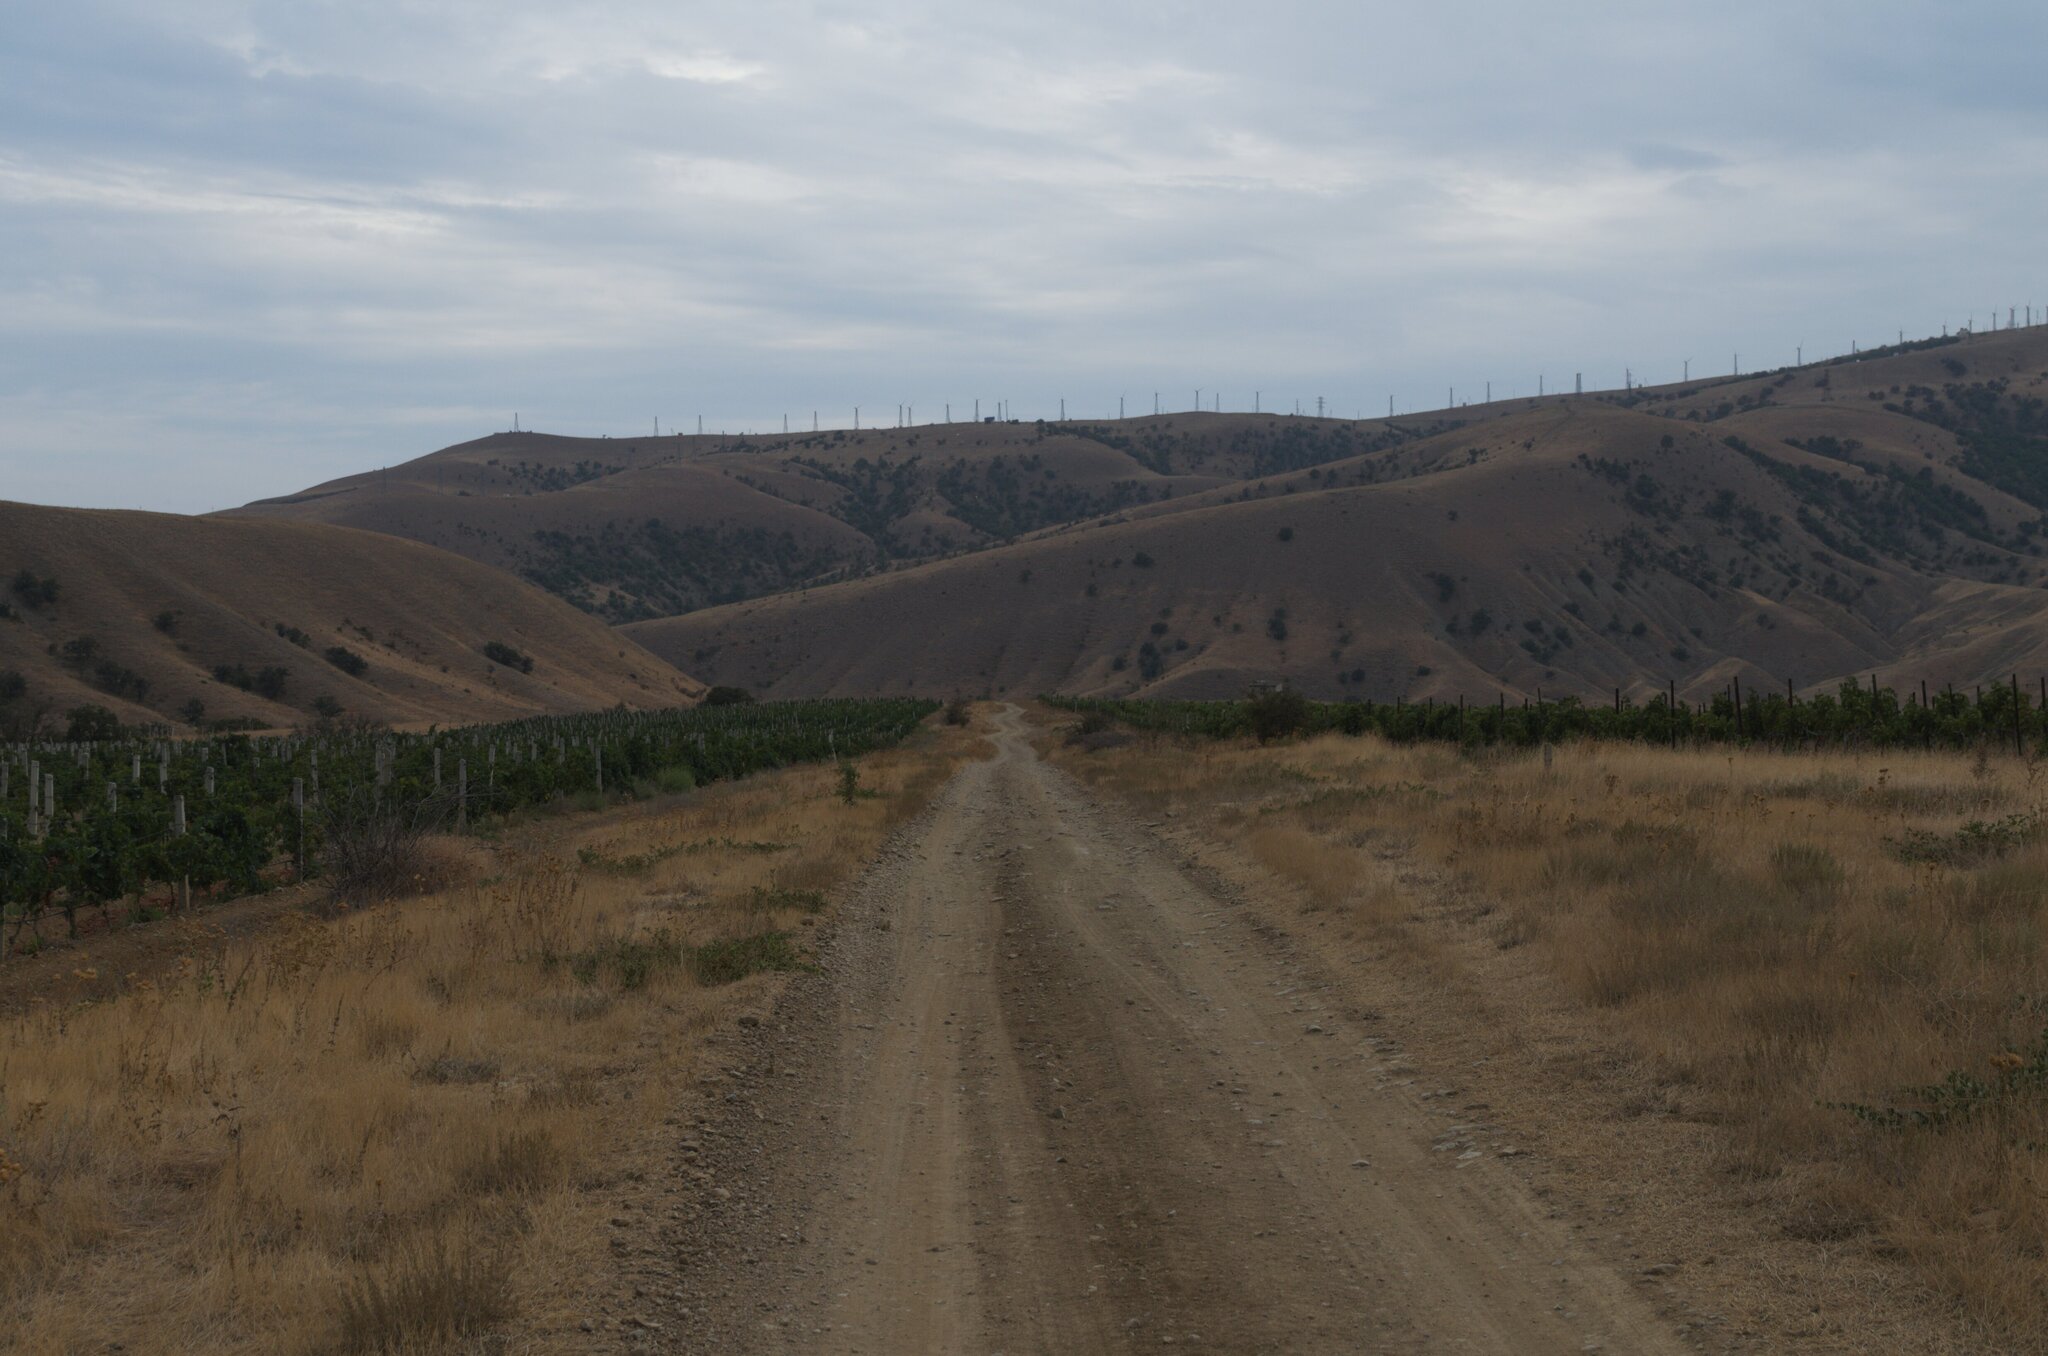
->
<box><xmin>2</xmin><ymin>1</ymin><xmax>2045</xmax><ymax>511</ymax></box>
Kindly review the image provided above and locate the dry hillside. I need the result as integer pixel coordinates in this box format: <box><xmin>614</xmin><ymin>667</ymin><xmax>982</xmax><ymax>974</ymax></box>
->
<box><xmin>622</xmin><ymin>327</ymin><xmax>2048</xmax><ymax>701</ymax></box>
<box><xmin>229</xmin><ymin>415</ymin><xmax>1458</xmax><ymax>620</ymax></box>
<box><xmin>0</xmin><ymin>502</ymin><xmax>699</xmax><ymax>732</ymax></box>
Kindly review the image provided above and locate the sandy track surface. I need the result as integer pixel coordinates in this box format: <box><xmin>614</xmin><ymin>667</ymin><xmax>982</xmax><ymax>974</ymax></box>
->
<box><xmin>665</xmin><ymin>709</ymin><xmax>1688</xmax><ymax>1353</ymax></box>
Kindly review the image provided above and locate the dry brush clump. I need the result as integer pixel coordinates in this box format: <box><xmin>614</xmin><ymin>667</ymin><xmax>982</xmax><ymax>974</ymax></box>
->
<box><xmin>1051</xmin><ymin>723</ymin><xmax>2048</xmax><ymax>1346</ymax></box>
<box><xmin>0</xmin><ymin>721</ymin><xmax>974</xmax><ymax>1354</ymax></box>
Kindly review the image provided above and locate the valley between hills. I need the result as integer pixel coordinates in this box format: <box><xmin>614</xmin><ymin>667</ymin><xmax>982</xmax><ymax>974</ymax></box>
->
<box><xmin>233</xmin><ymin>325</ymin><xmax>2048</xmax><ymax>709</ymax></box>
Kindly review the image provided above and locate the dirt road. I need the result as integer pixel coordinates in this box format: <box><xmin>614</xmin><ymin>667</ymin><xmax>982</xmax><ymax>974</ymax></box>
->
<box><xmin>666</xmin><ymin>709</ymin><xmax>1688</xmax><ymax>1353</ymax></box>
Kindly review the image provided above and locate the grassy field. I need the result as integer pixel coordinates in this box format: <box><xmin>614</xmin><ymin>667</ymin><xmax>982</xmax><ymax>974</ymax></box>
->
<box><xmin>0</xmin><ymin>719</ymin><xmax>980</xmax><ymax>1354</ymax></box>
<box><xmin>1048</xmin><ymin>722</ymin><xmax>2048</xmax><ymax>1347</ymax></box>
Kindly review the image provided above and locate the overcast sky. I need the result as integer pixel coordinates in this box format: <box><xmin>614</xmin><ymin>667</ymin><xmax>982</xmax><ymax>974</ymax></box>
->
<box><xmin>3</xmin><ymin>2</ymin><xmax>2044</xmax><ymax>513</ymax></box>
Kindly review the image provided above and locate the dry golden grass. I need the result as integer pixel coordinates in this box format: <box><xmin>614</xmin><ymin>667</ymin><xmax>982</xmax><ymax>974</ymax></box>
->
<box><xmin>0</xmin><ymin>719</ymin><xmax>977</xmax><ymax>1354</ymax></box>
<box><xmin>1050</xmin><ymin>725</ymin><xmax>2048</xmax><ymax>1346</ymax></box>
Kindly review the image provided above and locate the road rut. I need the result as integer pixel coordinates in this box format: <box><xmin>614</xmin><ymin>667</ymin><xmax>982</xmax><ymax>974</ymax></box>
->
<box><xmin>669</xmin><ymin>709</ymin><xmax>1686</xmax><ymax>1353</ymax></box>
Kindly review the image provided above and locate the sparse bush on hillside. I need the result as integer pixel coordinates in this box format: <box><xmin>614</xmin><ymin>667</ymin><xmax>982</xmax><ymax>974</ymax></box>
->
<box><xmin>178</xmin><ymin>697</ymin><xmax>205</xmax><ymax>726</ymax></box>
<box><xmin>943</xmin><ymin>698</ymin><xmax>971</xmax><ymax>726</ymax></box>
<box><xmin>1132</xmin><ymin>551</ymin><xmax>1156</xmax><ymax>568</ymax></box>
<box><xmin>91</xmin><ymin>659</ymin><xmax>149</xmax><ymax>702</ymax></box>
<box><xmin>10</xmin><ymin>569</ymin><xmax>57</xmax><ymax>608</ymax></box>
<box><xmin>313</xmin><ymin>695</ymin><xmax>344</xmax><ymax>719</ymax></box>
<box><xmin>214</xmin><ymin>663</ymin><xmax>291</xmax><ymax>699</ymax></box>
<box><xmin>702</xmin><ymin>685</ymin><xmax>754</xmax><ymax>707</ymax></box>
<box><xmin>1267</xmin><ymin>608</ymin><xmax>1289</xmax><ymax>643</ymax></box>
<box><xmin>325</xmin><ymin>645</ymin><xmax>369</xmax><ymax>677</ymax></box>
<box><xmin>482</xmin><ymin>640</ymin><xmax>534</xmax><ymax>674</ymax></box>
<box><xmin>1276</xmin><ymin>527</ymin><xmax>1295</xmax><ymax>542</ymax></box>
<box><xmin>274</xmin><ymin>622</ymin><xmax>311</xmax><ymax>648</ymax></box>
<box><xmin>0</xmin><ymin>670</ymin><xmax>37</xmax><ymax>739</ymax></box>
<box><xmin>64</xmin><ymin>704</ymin><xmax>121</xmax><ymax>742</ymax></box>
<box><xmin>153</xmin><ymin>610</ymin><xmax>178</xmax><ymax>634</ymax></box>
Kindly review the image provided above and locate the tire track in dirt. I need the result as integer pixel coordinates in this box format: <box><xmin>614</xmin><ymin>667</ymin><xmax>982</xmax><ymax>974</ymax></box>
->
<box><xmin>664</xmin><ymin>708</ymin><xmax>1690</xmax><ymax>1353</ymax></box>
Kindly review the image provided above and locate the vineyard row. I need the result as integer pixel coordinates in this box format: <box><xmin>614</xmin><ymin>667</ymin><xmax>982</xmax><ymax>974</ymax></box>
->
<box><xmin>1</xmin><ymin>698</ymin><xmax>938</xmax><ymax>954</ymax></box>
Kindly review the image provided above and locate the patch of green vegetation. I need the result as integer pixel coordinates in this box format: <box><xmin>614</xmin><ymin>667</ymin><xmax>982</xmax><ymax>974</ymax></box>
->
<box><xmin>325</xmin><ymin>645</ymin><xmax>368</xmax><ymax>677</ymax></box>
<box><xmin>1893</xmin><ymin>380</ymin><xmax>2048</xmax><ymax>514</ymax></box>
<box><xmin>504</xmin><ymin>458</ymin><xmax>623</xmax><ymax>492</ymax></box>
<box><xmin>482</xmin><ymin>641</ymin><xmax>534</xmax><ymax>673</ymax></box>
<box><xmin>523</xmin><ymin>519</ymin><xmax>849</xmax><ymax>622</ymax></box>
<box><xmin>556</xmin><ymin>931</ymin><xmax>686</xmax><ymax>991</ymax></box>
<box><xmin>213</xmin><ymin>663</ymin><xmax>289</xmax><ymax>699</ymax></box>
<box><xmin>935</xmin><ymin>450</ymin><xmax>1157</xmax><ymax>541</ymax></box>
<box><xmin>690</xmin><ymin>930</ymin><xmax>809</xmax><ymax>986</ymax></box>
<box><xmin>1832</xmin><ymin>1026</ymin><xmax>2048</xmax><ymax>1132</ymax></box>
<box><xmin>746</xmin><ymin>885</ymin><xmax>827</xmax><ymax>913</ymax></box>
<box><xmin>64</xmin><ymin>704</ymin><xmax>122</xmax><ymax>741</ymax></box>
<box><xmin>10</xmin><ymin>569</ymin><xmax>57</xmax><ymax>608</ymax></box>
<box><xmin>1887</xmin><ymin>812</ymin><xmax>2040</xmax><ymax>866</ymax></box>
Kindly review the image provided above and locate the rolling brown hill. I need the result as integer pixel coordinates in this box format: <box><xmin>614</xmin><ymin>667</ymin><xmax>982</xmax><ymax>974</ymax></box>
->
<box><xmin>0</xmin><ymin>502</ymin><xmax>700</xmax><ymax>734</ymax></box>
<box><xmin>621</xmin><ymin>327</ymin><xmax>2048</xmax><ymax>702</ymax></box>
<box><xmin>228</xmin><ymin>415</ymin><xmax>1457</xmax><ymax>620</ymax></box>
